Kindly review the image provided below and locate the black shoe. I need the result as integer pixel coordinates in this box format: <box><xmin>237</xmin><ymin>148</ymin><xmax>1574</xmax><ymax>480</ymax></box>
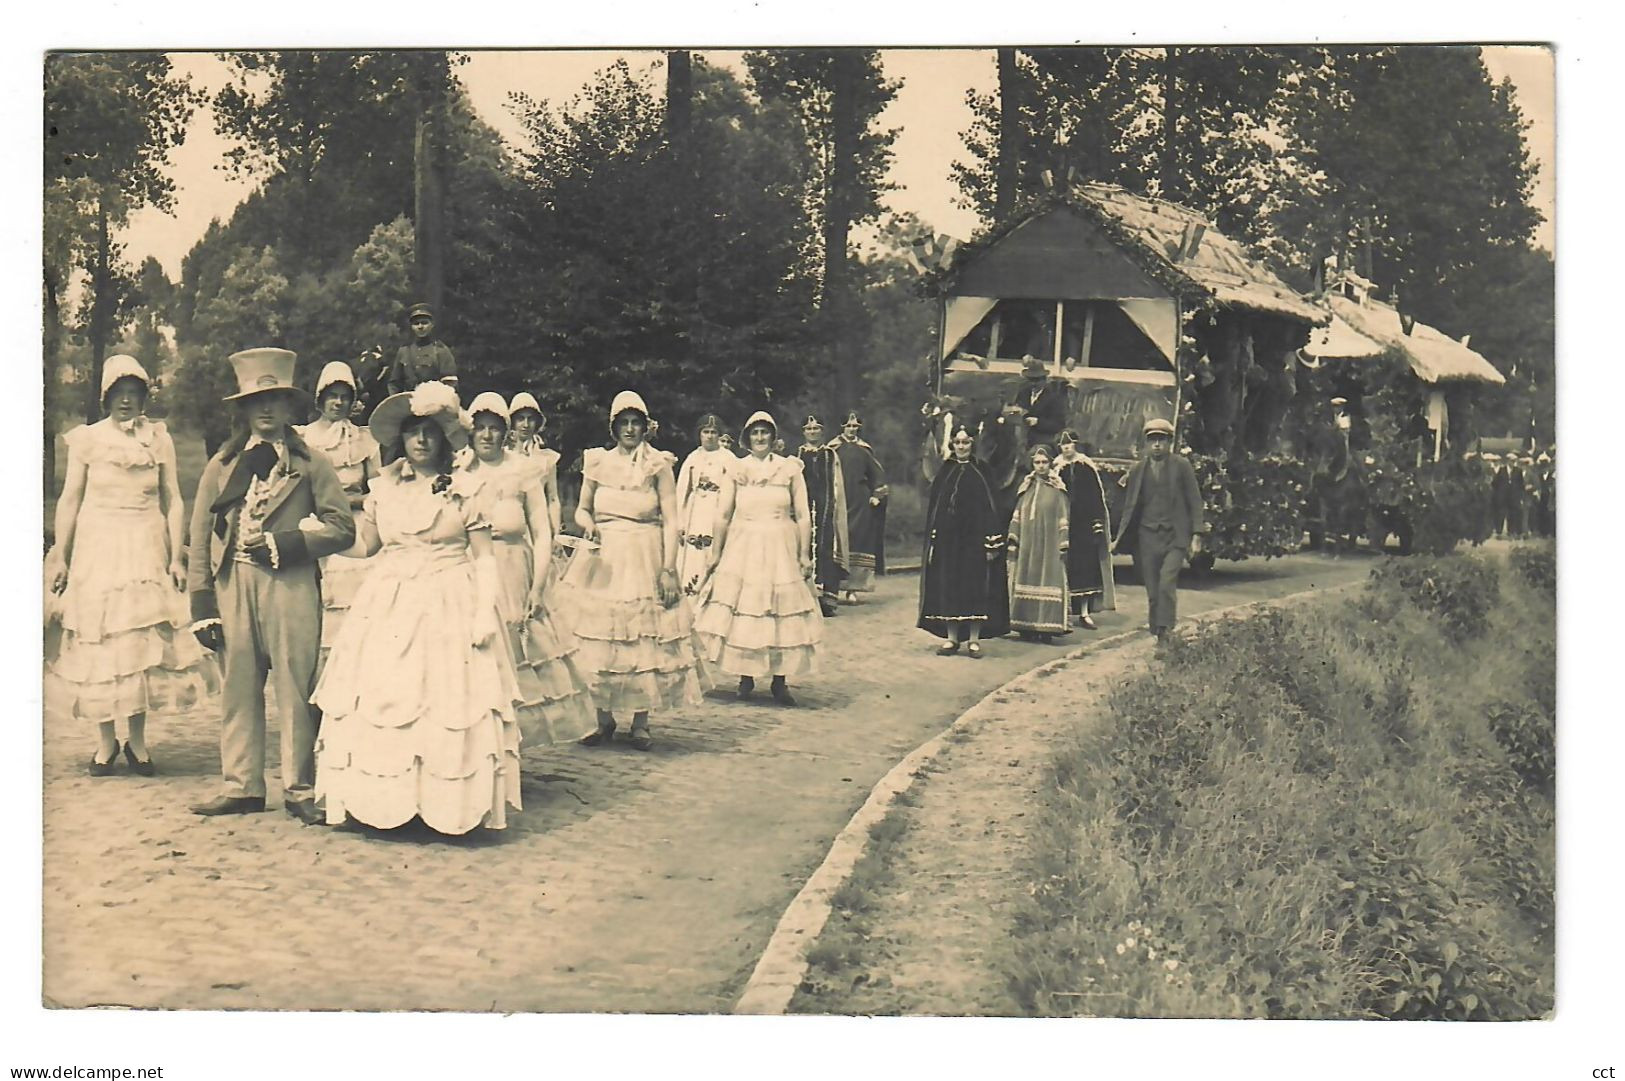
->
<box><xmin>819</xmin><ymin>599</ymin><xmax>838</xmax><ymax>618</ymax></box>
<box><xmin>770</xmin><ymin>677</ymin><xmax>796</xmax><ymax>707</ymax></box>
<box><xmin>629</xmin><ymin>729</ymin><xmax>653</xmax><ymax>752</ymax></box>
<box><xmin>122</xmin><ymin>743</ymin><xmax>156</xmax><ymax>777</ymax></box>
<box><xmin>284</xmin><ymin>798</ymin><xmax>326</xmax><ymax>826</ymax></box>
<box><xmin>89</xmin><ymin>741</ymin><xmax>120</xmax><ymax>777</ymax></box>
<box><xmin>579</xmin><ymin>724</ymin><xmax>616</xmax><ymax>747</ymax></box>
<box><xmin>1078</xmin><ymin>614</ymin><xmax>1098</xmax><ymax>630</ymax></box>
<box><xmin>191</xmin><ymin>794</ymin><xmax>267</xmax><ymax>816</ymax></box>
<box><xmin>738</xmin><ymin>676</ymin><xmax>755</xmax><ymax>700</ymax></box>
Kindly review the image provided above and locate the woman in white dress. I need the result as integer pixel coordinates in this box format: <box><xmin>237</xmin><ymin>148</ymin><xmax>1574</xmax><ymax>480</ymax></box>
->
<box><xmin>294</xmin><ymin>361</ymin><xmax>381</xmax><ymax>665</ymax></box>
<box><xmin>506</xmin><ymin>392</ymin><xmax>563</xmax><ymax>536</ymax></box>
<box><xmin>462</xmin><ymin>392</ymin><xmax>595</xmax><ymax>747</ymax></box>
<box><xmin>559</xmin><ymin>391</ymin><xmax>707</xmax><ymax>751</ymax></box>
<box><xmin>693</xmin><ymin>411</ymin><xmax>822</xmax><ymax>705</ymax></box>
<box><xmin>46</xmin><ymin>355</ymin><xmax>217</xmax><ymax>775</ymax></box>
<box><xmin>312</xmin><ymin>383</ymin><xmax>524</xmax><ymax>833</ymax></box>
<box><xmin>674</xmin><ymin>413</ymin><xmax>735</xmax><ymax>597</ymax></box>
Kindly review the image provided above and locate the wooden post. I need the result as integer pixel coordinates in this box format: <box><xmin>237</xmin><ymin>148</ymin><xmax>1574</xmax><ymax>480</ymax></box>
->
<box><xmin>1052</xmin><ymin>300</ymin><xmax>1064</xmax><ymax>373</ymax></box>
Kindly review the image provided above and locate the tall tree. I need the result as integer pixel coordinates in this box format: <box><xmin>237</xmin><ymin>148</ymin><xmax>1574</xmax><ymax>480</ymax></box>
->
<box><xmin>44</xmin><ymin>52</ymin><xmax>199</xmax><ymax>428</ymax></box>
<box><xmin>995</xmin><ymin>47</ymin><xmax>1021</xmax><ymax>223</ymax></box>
<box><xmin>745</xmin><ymin>49</ymin><xmax>900</xmax><ymax>416</ymax></box>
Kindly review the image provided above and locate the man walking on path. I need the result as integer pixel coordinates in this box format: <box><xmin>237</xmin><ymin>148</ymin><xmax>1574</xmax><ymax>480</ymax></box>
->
<box><xmin>1112</xmin><ymin>417</ymin><xmax>1203</xmax><ymax>647</ymax></box>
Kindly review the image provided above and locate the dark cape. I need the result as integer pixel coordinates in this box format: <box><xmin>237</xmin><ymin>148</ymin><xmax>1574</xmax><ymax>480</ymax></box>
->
<box><xmin>799</xmin><ymin>443</ymin><xmax>848</xmax><ymax>597</ymax></box>
<box><xmin>1057</xmin><ymin>456</ymin><xmax>1116</xmax><ymax>612</ymax></box>
<box><xmin>917</xmin><ymin>457</ymin><xmax>1010</xmax><ymax>639</ymax></box>
<box><xmin>834</xmin><ymin>435</ymin><xmax>887</xmax><ymax>589</ymax></box>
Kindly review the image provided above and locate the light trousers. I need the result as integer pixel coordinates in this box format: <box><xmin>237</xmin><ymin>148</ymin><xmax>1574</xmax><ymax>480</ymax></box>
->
<box><xmin>217</xmin><ymin>562</ymin><xmax>321</xmax><ymax>800</ymax></box>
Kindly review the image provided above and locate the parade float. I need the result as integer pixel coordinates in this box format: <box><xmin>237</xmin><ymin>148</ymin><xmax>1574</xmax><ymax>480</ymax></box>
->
<box><xmin>1295</xmin><ymin>274</ymin><xmax>1507</xmax><ymax>554</ymax></box>
<box><xmin>919</xmin><ymin>183</ymin><xmax>1328</xmax><ymax>572</ymax></box>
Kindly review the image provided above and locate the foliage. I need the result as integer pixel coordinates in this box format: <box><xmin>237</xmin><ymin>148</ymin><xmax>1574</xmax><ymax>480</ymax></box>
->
<box><xmin>1367</xmin><ymin>552</ymin><xmax>1500</xmax><ymax>643</ymax></box>
<box><xmin>1507</xmin><ymin>544</ymin><xmax>1556</xmax><ymax>594</ymax></box>
<box><xmin>1007</xmin><ymin>556</ymin><xmax>1554</xmax><ymax>1019</ymax></box>
<box><xmin>495</xmin><ymin>58</ymin><xmax>824</xmax><ymax>461</ymax></box>
<box><xmin>44</xmin><ymin>52</ymin><xmax>202</xmax><ymax>421</ymax></box>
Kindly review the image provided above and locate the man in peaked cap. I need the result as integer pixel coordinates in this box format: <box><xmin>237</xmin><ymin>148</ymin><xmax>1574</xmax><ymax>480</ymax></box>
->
<box><xmin>186</xmin><ymin>348</ymin><xmax>356</xmax><ymax>823</ymax></box>
<box><xmin>387</xmin><ymin>302</ymin><xmax>458</xmax><ymax>396</ymax></box>
<box><xmin>1112</xmin><ymin>416</ymin><xmax>1204</xmax><ymax>650</ymax></box>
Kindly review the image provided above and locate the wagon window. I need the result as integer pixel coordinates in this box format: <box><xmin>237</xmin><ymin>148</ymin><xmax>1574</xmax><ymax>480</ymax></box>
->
<box><xmin>1062</xmin><ymin>301</ymin><xmax>1169</xmax><ymax>372</ymax></box>
<box><xmin>951</xmin><ymin>299</ymin><xmax>1056</xmax><ymax>362</ymax></box>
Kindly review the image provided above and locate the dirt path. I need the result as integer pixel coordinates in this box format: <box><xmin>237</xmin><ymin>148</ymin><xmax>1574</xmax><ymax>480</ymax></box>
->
<box><xmin>42</xmin><ymin>554</ymin><xmax>1371</xmax><ymax>1012</ymax></box>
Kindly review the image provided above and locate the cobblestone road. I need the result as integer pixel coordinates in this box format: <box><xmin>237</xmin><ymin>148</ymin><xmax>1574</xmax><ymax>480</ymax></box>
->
<box><xmin>43</xmin><ymin>554</ymin><xmax>1371</xmax><ymax>1012</ymax></box>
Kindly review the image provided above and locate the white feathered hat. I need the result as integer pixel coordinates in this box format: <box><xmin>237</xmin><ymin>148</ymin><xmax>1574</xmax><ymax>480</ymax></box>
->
<box><xmin>100</xmin><ymin>354</ymin><xmax>151</xmax><ymax>400</ymax></box>
<box><xmin>369</xmin><ymin>381</ymin><xmax>468</xmax><ymax>451</ymax></box>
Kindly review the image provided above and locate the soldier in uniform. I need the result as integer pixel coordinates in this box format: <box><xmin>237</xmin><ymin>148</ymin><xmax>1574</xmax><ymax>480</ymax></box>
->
<box><xmin>387</xmin><ymin>302</ymin><xmax>458</xmax><ymax>396</ymax></box>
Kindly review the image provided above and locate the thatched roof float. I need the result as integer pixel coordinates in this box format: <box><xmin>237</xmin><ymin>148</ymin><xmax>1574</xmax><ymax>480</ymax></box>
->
<box><xmin>1310</xmin><ymin>294</ymin><xmax>1506</xmax><ymax>386</ymax></box>
<box><xmin>924</xmin><ymin>184</ymin><xmax>1328</xmax><ymax>459</ymax></box>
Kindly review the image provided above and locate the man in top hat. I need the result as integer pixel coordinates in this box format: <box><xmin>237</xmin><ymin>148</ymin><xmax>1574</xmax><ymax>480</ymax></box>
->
<box><xmin>797</xmin><ymin>415</ymin><xmax>850</xmax><ymax>618</ymax></box>
<box><xmin>1112</xmin><ymin>417</ymin><xmax>1203</xmax><ymax>648</ymax></box>
<box><xmin>186</xmin><ymin>348</ymin><xmax>356</xmax><ymax>822</ymax></box>
<box><xmin>387</xmin><ymin>302</ymin><xmax>458</xmax><ymax>396</ymax></box>
<box><xmin>1013</xmin><ymin>355</ymin><xmax>1070</xmax><ymax>447</ymax></box>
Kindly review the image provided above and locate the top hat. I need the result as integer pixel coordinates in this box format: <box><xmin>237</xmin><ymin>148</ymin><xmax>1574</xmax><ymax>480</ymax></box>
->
<box><xmin>223</xmin><ymin>348</ymin><xmax>311</xmax><ymax>407</ymax></box>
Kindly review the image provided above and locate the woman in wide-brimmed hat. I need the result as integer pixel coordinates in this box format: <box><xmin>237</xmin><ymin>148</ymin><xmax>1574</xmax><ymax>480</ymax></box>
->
<box><xmin>295</xmin><ymin>361</ymin><xmax>382</xmax><ymax>666</ymax></box>
<box><xmin>459</xmin><ymin>391</ymin><xmax>595</xmax><ymax>748</ymax></box>
<box><xmin>46</xmin><ymin>355</ymin><xmax>219</xmax><ymax>776</ymax></box>
<box><xmin>311</xmin><ymin>382</ymin><xmax>528</xmax><ymax>834</ymax></box>
<box><xmin>675</xmin><ymin>413</ymin><xmax>736</xmax><ymax>598</ymax></box>
<box><xmin>693</xmin><ymin>411</ymin><xmax>822</xmax><ymax>705</ymax></box>
<box><xmin>556</xmin><ymin>390</ymin><xmax>707</xmax><ymax>751</ymax></box>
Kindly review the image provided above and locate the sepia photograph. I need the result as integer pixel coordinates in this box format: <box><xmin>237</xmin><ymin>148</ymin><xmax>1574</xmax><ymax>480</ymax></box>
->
<box><xmin>19</xmin><ymin>7</ymin><xmax>1600</xmax><ymax>1077</ymax></box>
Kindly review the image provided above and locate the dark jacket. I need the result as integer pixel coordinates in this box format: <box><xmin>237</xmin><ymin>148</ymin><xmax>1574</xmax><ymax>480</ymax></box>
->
<box><xmin>1112</xmin><ymin>453</ymin><xmax>1204</xmax><ymax>553</ymax></box>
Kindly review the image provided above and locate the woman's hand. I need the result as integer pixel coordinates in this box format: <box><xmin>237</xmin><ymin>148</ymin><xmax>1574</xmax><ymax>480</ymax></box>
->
<box><xmin>799</xmin><ymin>555</ymin><xmax>815</xmax><ymax>580</ymax></box>
<box><xmin>168</xmin><ymin>558</ymin><xmax>186</xmax><ymax>592</ymax></box>
<box><xmin>656</xmin><ymin>567</ymin><xmax>680</xmax><ymax>608</ymax></box>
<box><xmin>527</xmin><ymin>584</ymin><xmax>548</xmax><ymax>620</ymax></box>
<box><xmin>579</xmin><ymin>514</ymin><xmax>599</xmax><ymax>542</ymax></box>
<box><xmin>985</xmin><ymin>548</ymin><xmax>1002</xmax><ymax>562</ymax></box>
<box><xmin>45</xmin><ymin>549</ymin><xmax>68</xmax><ymax>594</ymax></box>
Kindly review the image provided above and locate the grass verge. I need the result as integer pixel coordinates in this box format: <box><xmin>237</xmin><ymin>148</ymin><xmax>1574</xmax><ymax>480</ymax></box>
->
<box><xmin>1005</xmin><ymin>544</ymin><xmax>1556</xmax><ymax>1019</ymax></box>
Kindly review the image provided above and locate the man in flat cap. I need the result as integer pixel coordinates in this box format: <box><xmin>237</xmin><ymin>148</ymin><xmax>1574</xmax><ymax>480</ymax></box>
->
<box><xmin>1112</xmin><ymin>417</ymin><xmax>1203</xmax><ymax>648</ymax></box>
<box><xmin>387</xmin><ymin>302</ymin><xmax>458</xmax><ymax>396</ymax></box>
<box><xmin>187</xmin><ymin>348</ymin><xmax>356</xmax><ymax>822</ymax></box>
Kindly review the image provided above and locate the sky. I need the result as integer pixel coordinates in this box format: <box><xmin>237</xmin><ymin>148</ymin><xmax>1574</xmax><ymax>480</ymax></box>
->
<box><xmin>120</xmin><ymin>45</ymin><xmax>1555</xmax><ymax>280</ymax></box>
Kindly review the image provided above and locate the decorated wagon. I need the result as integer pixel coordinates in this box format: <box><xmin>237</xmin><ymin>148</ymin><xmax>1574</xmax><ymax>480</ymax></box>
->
<box><xmin>1295</xmin><ymin>276</ymin><xmax>1508</xmax><ymax>554</ymax></box>
<box><xmin>919</xmin><ymin>183</ymin><xmax>1329</xmax><ymax>572</ymax></box>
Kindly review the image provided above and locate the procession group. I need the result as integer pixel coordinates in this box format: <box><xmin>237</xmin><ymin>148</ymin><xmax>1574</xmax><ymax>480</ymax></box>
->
<box><xmin>44</xmin><ymin>332</ymin><xmax>903</xmax><ymax>836</ymax></box>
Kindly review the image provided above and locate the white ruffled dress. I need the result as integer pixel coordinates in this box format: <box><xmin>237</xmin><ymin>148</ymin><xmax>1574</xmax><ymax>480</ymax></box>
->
<box><xmin>460</xmin><ymin>453</ymin><xmax>596</xmax><ymax>746</ymax></box>
<box><xmin>693</xmin><ymin>454</ymin><xmax>823</xmax><ymax>678</ymax></box>
<box><xmin>47</xmin><ymin>419</ymin><xmax>218</xmax><ymax>723</ymax></box>
<box><xmin>554</xmin><ymin>445</ymin><xmax>708</xmax><ymax>713</ymax></box>
<box><xmin>675</xmin><ymin>445</ymin><xmax>735</xmax><ymax>597</ymax></box>
<box><xmin>311</xmin><ymin>463</ymin><xmax>523</xmax><ymax>834</ymax></box>
<box><xmin>294</xmin><ymin>418</ymin><xmax>380</xmax><ymax>664</ymax></box>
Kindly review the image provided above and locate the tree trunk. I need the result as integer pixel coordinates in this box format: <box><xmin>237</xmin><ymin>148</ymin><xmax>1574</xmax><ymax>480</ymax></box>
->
<box><xmin>666</xmin><ymin>50</ymin><xmax>698</xmax><ymax>368</ymax></box>
<box><xmin>826</xmin><ymin>51</ymin><xmax>862</xmax><ymax>416</ymax></box>
<box><xmin>413</xmin><ymin>111</ymin><xmax>446</xmax><ymax>319</ymax></box>
<box><xmin>996</xmin><ymin>47</ymin><xmax>1021</xmax><ymax>224</ymax></box>
<box><xmin>666</xmin><ymin>50</ymin><xmax>692</xmax><ymax>141</ymax></box>
<box><xmin>1162</xmin><ymin>48</ymin><xmax>1180</xmax><ymax>203</ymax></box>
<box><xmin>86</xmin><ymin>198</ymin><xmax>111</xmax><ymax>425</ymax></box>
